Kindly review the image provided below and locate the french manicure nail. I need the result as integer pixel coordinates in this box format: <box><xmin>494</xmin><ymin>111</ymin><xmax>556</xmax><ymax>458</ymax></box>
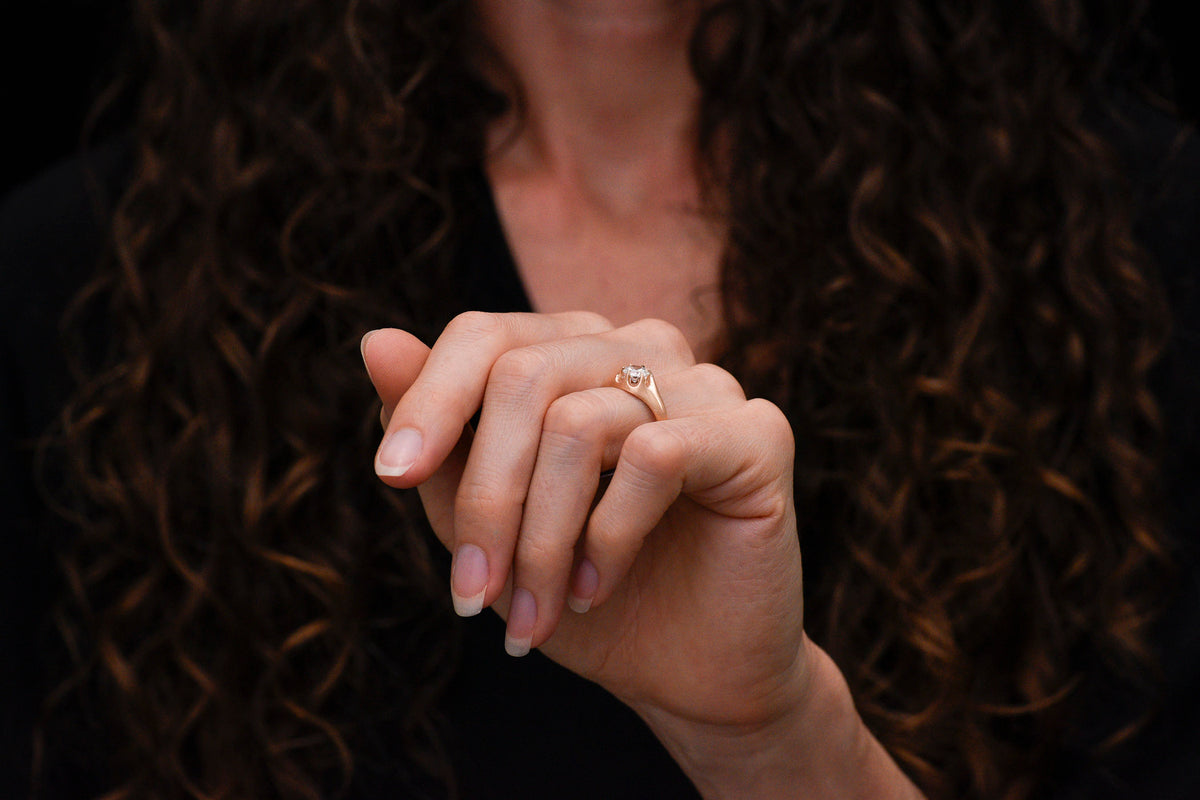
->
<box><xmin>451</xmin><ymin>544</ymin><xmax>488</xmax><ymax>617</ymax></box>
<box><xmin>567</xmin><ymin>559</ymin><xmax>599</xmax><ymax>614</ymax></box>
<box><xmin>376</xmin><ymin>427</ymin><xmax>422</xmax><ymax>477</ymax></box>
<box><xmin>505</xmin><ymin>588</ymin><xmax>537</xmax><ymax>657</ymax></box>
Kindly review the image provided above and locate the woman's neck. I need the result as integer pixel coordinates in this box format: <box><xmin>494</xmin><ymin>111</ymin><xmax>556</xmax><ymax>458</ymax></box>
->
<box><xmin>470</xmin><ymin>1</ymin><xmax>722</xmax><ymax>359</ymax></box>
<box><xmin>473</xmin><ymin>0</ymin><xmax>703</xmax><ymax>216</ymax></box>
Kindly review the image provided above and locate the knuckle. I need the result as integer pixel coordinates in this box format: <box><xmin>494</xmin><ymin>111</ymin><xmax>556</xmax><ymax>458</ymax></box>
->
<box><xmin>745</xmin><ymin>398</ymin><xmax>794</xmax><ymax>443</ymax></box>
<box><xmin>490</xmin><ymin>346</ymin><xmax>554</xmax><ymax>393</ymax></box>
<box><xmin>445</xmin><ymin>310</ymin><xmax>504</xmax><ymax>341</ymax></box>
<box><xmin>585</xmin><ymin>517</ymin><xmax>625</xmax><ymax>555</ymax></box>
<box><xmin>623</xmin><ymin>424</ymin><xmax>688</xmax><ymax>479</ymax></box>
<box><xmin>412</xmin><ymin>383</ymin><xmax>469</xmax><ymax>419</ymax></box>
<box><xmin>563</xmin><ymin>309</ymin><xmax>614</xmax><ymax>333</ymax></box>
<box><xmin>515</xmin><ymin>535</ymin><xmax>574</xmax><ymax>578</ymax></box>
<box><xmin>689</xmin><ymin>362</ymin><xmax>747</xmax><ymax>400</ymax></box>
<box><xmin>743</xmin><ymin>398</ymin><xmax>796</xmax><ymax>467</ymax></box>
<box><xmin>454</xmin><ymin>478</ymin><xmax>509</xmax><ymax>527</ymax></box>
<box><xmin>543</xmin><ymin>393</ymin><xmax>608</xmax><ymax>443</ymax></box>
<box><xmin>630</xmin><ymin>318</ymin><xmax>693</xmax><ymax>363</ymax></box>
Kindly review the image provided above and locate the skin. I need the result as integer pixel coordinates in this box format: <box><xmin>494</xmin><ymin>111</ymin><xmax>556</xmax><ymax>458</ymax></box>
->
<box><xmin>362</xmin><ymin>1</ymin><xmax>926</xmax><ymax>796</ymax></box>
<box><xmin>475</xmin><ymin>0</ymin><xmax>725</xmax><ymax>357</ymax></box>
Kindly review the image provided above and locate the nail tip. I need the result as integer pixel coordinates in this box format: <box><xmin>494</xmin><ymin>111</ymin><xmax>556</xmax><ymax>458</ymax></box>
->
<box><xmin>452</xmin><ymin>589</ymin><xmax>486</xmax><ymax>617</ymax></box>
<box><xmin>567</xmin><ymin>596</ymin><xmax>592</xmax><ymax>614</ymax></box>
<box><xmin>504</xmin><ymin>636</ymin><xmax>532</xmax><ymax>658</ymax></box>
<box><xmin>374</xmin><ymin>460</ymin><xmax>412</xmax><ymax>479</ymax></box>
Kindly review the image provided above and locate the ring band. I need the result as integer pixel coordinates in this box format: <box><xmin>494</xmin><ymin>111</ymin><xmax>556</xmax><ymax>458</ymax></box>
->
<box><xmin>613</xmin><ymin>365</ymin><xmax>667</xmax><ymax>421</ymax></box>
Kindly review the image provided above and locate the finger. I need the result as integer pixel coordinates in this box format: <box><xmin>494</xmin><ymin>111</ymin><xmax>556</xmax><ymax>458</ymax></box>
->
<box><xmin>452</xmin><ymin>319</ymin><xmax>695</xmax><ymax>619</ymax></box>
<box><xmin>503</xmin><ymin>388</ymin><xmax>617</xmax><ymax>654</ymax></box>
<box><xmin>361</xmin><ymin>328</ymin><xmax>429</xmax><ymax>419</ymax></box>
<box><xmin>514</xmin><ymin>363</ymin><xmax>746</xmax><ymax>652</ymax></box>
<box><xmin>360</xmin><ymin>329</ymin><xmax>472</xmax><ymax>562</ymax></box>
<box><xmin>364</xmin><ymin>328</ymin><xmax>463</xmax><ymax>513</ymax></box>
<box><xmin>419</xmin><ymin>425</ymin><xmax>474</xmax><ymax>563</ymax></box>
<box><xmin>583</xmin><ymin>397</ymin><xmax>796</xmax><ymax>609</ymax></box>
<box><xmin>374</xmin><ymin>311</ymin><xmax>612</xmax><ymax>487</ymax></box>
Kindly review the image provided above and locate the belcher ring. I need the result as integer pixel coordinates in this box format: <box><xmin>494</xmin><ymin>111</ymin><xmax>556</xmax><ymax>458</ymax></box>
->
<box><xmin>613</xmin><ymin>365</ymin><xmax>667</xmax><ymax>421</ymax></box>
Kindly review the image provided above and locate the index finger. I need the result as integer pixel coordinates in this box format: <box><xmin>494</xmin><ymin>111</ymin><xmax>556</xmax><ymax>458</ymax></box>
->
<box><xmin>361</xmin><ymin>327</ymin><xmax>431</xmax><ymax>413</ymax></box>
<box><xmin>373</xmin><ymin>310</ymin><xmax>613</xmax><ymax>487</ymax></box>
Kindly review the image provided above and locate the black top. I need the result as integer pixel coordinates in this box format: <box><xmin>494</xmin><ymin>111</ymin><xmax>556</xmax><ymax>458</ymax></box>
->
<box><xmin>2</xmin><ymin>108</ymin><xmax>1198</xmax><ymax>798</ymax></box>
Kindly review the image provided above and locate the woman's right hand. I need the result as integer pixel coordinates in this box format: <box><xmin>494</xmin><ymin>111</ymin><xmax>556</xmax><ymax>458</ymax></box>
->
<box><xmin>361</xmin><ymin>311</ymin><xmax>923</xmax><ymax>799</ymax></box>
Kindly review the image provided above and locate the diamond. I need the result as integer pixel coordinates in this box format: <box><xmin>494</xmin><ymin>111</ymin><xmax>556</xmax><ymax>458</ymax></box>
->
<box><xmin>622</xmin><ymin>365</ymin><xmax>650</xmax><ymax>387</ymax></box>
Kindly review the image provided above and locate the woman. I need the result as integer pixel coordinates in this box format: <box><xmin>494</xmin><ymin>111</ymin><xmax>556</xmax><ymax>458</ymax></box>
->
<box><xmin>2</xmin><ymin>0</ymin><xmax>1197</xmax><ymax>797</ymax></box>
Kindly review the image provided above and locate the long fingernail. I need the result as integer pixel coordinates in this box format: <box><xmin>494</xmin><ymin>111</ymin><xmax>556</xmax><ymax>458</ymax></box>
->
<box><xmin>360</xmin><ymin>330</ymin><xmax>379</xmax><ymax>384</ymax></box>
<box><xmin>375</xmin><ymin>427</ymin><xmax>422</xmax><ymax>477</ymax></box>
<box><xmin>505</xmin><ymin>588</ymin><xmax>537</xmax><ymax>657</ymax></box>
<box><xmin>567</xmin><ymin>559</ymin><xmax>599</xmax><ymax>614</ymax></box>
<box><xmin>451</xmin><ymin>544</ymin><xmax>488</xmax><ymax>617</ymax></box>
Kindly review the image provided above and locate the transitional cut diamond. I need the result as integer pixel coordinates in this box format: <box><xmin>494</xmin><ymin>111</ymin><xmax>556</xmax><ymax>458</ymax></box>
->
<box><xmin>622</xmin><ymin>365</ymin><xmax>650</xmax><ymax>387</ymax></box>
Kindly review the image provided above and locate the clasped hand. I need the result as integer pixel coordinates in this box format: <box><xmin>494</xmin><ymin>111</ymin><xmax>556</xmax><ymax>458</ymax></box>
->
<box><xmin>361</xmin><ymin>311</ymin><xmax>809</xmax><ymax>739</ymax></box>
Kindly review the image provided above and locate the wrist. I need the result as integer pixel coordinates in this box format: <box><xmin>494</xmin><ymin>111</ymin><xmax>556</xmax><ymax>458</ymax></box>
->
<box><xmin>635</xmin><ymin>636</ymin><xmax>923</xmax><ymax>800</ymax></box>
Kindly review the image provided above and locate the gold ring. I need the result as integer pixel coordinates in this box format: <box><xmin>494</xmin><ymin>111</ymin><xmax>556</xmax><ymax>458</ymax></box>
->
<box><xmin>613</xmin><ymin>365</ymin><xmax>667</xmax><ymax>421</ymax></box>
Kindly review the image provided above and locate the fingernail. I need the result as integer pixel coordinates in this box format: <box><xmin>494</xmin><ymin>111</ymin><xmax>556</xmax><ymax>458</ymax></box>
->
<box><xmin>360</xmin><ymin>330</ymin><xmax>379</xmax><ymax>383</ymax></box>
<box><xmin>376</xmin><ymin>427</ymin><xmax>422</xmax><ymax>477</ymax></box>
<box><xmin>567</xmin><ymin>559</ymin><xmax>599</xmax><ymax>613</ymax></box>
<box><xmin>505</xmin><ymin>588</ymin><xmax>537</xmax><ymax>657</ymax></box>
<box><xmin>451</xmin><ymin>544</ymin><xmax>488</xmax><ymax>617</ymax></box>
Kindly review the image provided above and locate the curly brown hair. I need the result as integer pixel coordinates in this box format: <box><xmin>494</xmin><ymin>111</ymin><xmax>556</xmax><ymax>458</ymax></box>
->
<box><xmin>38</xmin><ymin>0</ymin><xmax>1174</xmax><ymax>798</ymax></box>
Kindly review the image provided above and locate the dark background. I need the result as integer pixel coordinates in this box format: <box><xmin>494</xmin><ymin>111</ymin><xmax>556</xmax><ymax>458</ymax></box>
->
<box><xmin>2</xmin><ymin>1</ymin><xmax>1197</xmax><ymax>198</ymax></box>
